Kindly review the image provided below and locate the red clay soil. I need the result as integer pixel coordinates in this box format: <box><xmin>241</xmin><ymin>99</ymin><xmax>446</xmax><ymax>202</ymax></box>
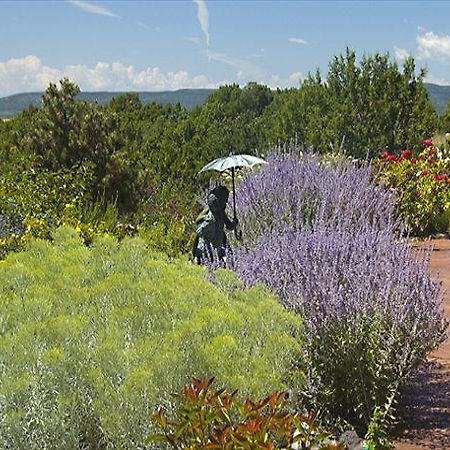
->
<box><xmin>394</xmin><ymin>238</ymin><xmax>450</xmax><ymax>450</ymax></box>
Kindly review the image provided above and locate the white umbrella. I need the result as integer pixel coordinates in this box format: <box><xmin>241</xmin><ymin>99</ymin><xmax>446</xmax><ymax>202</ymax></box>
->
<box><xmin>199</xmin><ymin>154</ymin><xmax>267</xmax><ymax>173</ymax></box>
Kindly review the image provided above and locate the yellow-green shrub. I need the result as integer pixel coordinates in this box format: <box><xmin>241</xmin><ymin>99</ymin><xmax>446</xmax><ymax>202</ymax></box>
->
<box><xmin>0</xmin><ymin>227</ymin><xmax>305</xmax><ymax>449</ymax></box>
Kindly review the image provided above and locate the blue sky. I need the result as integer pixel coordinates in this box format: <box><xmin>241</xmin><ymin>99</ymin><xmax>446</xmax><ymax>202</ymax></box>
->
<box><xmin>1</xmin><ymin>0</ymin><xmax>450</xmax><ymax>96</ymax></box>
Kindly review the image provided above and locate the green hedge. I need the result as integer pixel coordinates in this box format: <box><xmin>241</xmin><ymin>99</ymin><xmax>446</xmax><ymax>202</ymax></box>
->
<box><xmin>0</xmin><ymin>227</ymin><xmax>305</xmax><ymax>449</ymax></box>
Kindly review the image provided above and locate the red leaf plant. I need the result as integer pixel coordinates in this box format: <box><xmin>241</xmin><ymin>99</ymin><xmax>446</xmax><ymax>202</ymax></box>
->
<box><xmin>147</xmin><ymin>377</ymin><xmax>343</xmax><ymax>449</ymax></box>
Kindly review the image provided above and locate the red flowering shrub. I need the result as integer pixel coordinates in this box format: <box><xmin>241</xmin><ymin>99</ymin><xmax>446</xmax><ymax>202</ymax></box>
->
<box><xmin>378</xmin><ymin>140</ymin><xmax>450</xmax><ymax>234</ymax></box>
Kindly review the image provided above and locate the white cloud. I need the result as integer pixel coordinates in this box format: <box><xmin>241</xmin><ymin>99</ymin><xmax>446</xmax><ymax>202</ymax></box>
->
<box><xmin>0</xmin><ymin>55</ymin><xmax>223</xmax><ymax>96</ymax></box>
<box><xmin>288</xmin><ymin>72</ymin><xmax>304</xmax><ymax>84</ymax></box>
<box><xmin>193</xmin><ymin>0</ymin><xmax>209</xmax><ymax>46</ymax></box>
<box><xmin>185</xmin><ymin>37</ymin><xmax>201</xmax><ymax>46</ymax></box>
<box><xmin>0</xmin><ymin>56</ymin><xmax>61</xmax><ymax>95</ymax></box>
<box><xmin>0</xmin><ymin>55</ymin><xmax>311</xmax><ymax>97</ymax></box>
<box><xmin>417</xmin><ymin>31</ymin><xmax>450</xmax><ymax>62</ymax></box>
<box><xmin>136</xmin><ymin>22</ymin><xmax>159</xmax><ymax>32</ymax></box>
<box><xmin>266</xmin><ymin>72</ymin><xmax>305</xmax><ymax>89</ymax></box>
<box><xmin>204</xmin><ymin>50</ymin><xmax>266</xmax><ymax>79</ymax></box>
<box><xmin>424</xmin><ymin>73</ymin><xmax>450</xmax><ymax>86</ymax></box>
<box><xmin>394</xmin><ymin>46</ymin><xmax>409</xmax><ymax>61</ymax></box>
<box><xmin>68</xmin><ymin>0</ymin><xmax>119</xmax><ymax>18</ymax></box>
<box><xmin>288</xmin><ymin>37</ymin><xmax>307</xmax><ymax>45</ymax></box>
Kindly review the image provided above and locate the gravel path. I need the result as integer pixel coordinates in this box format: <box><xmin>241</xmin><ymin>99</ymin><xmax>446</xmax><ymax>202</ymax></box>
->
<box><xmin>394</xmin><ymin>238</ymin><xmax>450</xmax><ymax>450</ymax></box>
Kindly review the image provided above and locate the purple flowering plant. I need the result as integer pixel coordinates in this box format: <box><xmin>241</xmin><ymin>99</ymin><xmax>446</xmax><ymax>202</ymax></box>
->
<box><xmin>233</xmin><ymin>151</ymin><xmax>397</xmax><ymax>245</ymax></box>
<box><xmin>227</xmin><ymin>150</ymin><xmax>447</xmax><ymax>436</ymax></box>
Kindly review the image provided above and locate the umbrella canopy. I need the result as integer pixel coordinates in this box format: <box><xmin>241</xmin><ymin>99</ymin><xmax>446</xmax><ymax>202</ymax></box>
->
<box><xmin>199</xmin><ymin>154</ymin><xmax>267</xmax><ymax>173</ymax></box>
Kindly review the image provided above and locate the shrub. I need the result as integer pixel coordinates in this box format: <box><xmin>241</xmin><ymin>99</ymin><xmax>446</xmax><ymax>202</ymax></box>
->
<box><xmin>0</xmin><ymin>227</ymin><xmax>305</xmax><ymax>449</ymax></box>
<box><xmin>234</xmin><ymin>152</ymin><xmax>396</xmax><ymax>247</ymax></box>
<box><xmin>377</xmin><ymin>140</ymin><xmax>450</xmax><ymax>234</ymax></box>
<box><xmin>136</xmin><ymin>182</ymin><xmax>197</xmax><ymax>257</ymax></box>
<box><xmin>0</xmin><ymin>162</ymin><xmax>94</xmax><ymax>258</ymax></box>
<box><xmin>138</xmin><ymin>214</ymin><xmax>193</xmax><ymax>258</ymax></box>
<box><xmin>231</xmin><ymin>151</ymin><xmax>447</xmax><ymax>438</ymax></box>
<box><xmin>235</xmin><ymin>226</ymin><xmax>445</xmax><ymax>430</ymax></box>
<box><xmin>60</xmin><ymin>194</ymin><xmax>127</xmax><ymax>245</ymax></box>
<box><xmin>0</xmin><ymin>161</ymin><xmax>131</xmax><ymax>258</ymax></box>
<box><xmin>148</xmin><ymin>377</ymin><xmax>343</xmax><ymax>449</ymax></box>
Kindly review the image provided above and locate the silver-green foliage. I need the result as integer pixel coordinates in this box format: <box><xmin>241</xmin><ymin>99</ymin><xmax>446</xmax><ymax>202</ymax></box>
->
<box><xmin>0</xmin><ymin>226</ymin><xmax>305</xmax><ymax>449</ymax></box>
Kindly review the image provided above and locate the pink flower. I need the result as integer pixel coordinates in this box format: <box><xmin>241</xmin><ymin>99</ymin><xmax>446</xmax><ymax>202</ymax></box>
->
<box><xmin>421</xmin><ymin>139</ymin><xmax>433</xmax><ymax>147</ymax></box>
<box><xmin>428</xmin><ymin>149</ymin><xmax>437</xmax><ymax>156</ymax></box>
<box><xmin>387</xmin><ymin>155</ymin><xmax>397</xmax><ymax>161</ymax></box>
<box><xmin>402</xmin><ymin>150</ymin><xmax>412</xmax><ymax>158</ymax></box>
<box><xmin>411</xmin><ymin>158</ymin><xmax>417</xmax><ymax>164</ymax></box>
<box><xmin>421</xmin><ymin>170</ymin><xmax>429</xmax><ymax>176</ymax></box>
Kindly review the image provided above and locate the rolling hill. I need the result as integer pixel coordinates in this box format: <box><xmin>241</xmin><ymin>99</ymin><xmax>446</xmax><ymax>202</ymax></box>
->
<box><xmin>1</xmin><ymin>83</ymin><xmax>449</xmax><ymax>119</ymax></box>
<box><xmin>424</xmin><ymin>83</ymin><xmax>450</xmax><ymax>116</ymax></box>
<box><xmin>0</xmin><ymin>89</ymin><xmax>215</xmax><ymax>119</ymax></box>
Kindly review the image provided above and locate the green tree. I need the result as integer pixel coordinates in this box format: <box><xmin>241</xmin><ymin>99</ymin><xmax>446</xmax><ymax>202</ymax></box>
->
<box><xmin>109</xmin><ymin>92</ymin><xmax>142</xmax><ymax>112</ymax></box>
<box><xmin>203</xmin><ymin>82</ymin><xmax>273</xmax><ymax>119</ymax></box>
<box><xmin>261</xmin><ymin>49</ymin><xmax>437</xmax><ymax>158</ymax></box>
<box><xmin>261</xmin><ymin>71</ymin><xmax>330</xmax><ymax>148</ymax></box>
<box><xmin>320</xmin><ymin>49</ymin><xmax>436</xmax><ymax>156</ymax></box>
<box><xmin>15</xmin><ymin>79</ymin><xmax>124</xmax><ymax>202</ymax></box>
<box><xmin>194</xmin><ymin>83</ymin><xmax>273</xmax><ymax>158</ymax></box>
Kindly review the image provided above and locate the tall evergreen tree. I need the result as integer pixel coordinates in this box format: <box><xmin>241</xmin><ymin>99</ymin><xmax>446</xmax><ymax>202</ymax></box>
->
<box><xmin>261</xmin><ymin>49</ymin><xmax>437</xmax><ymax>157</ymax></box>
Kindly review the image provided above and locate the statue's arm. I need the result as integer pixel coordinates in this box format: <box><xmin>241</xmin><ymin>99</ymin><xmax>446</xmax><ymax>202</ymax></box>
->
<box><xmin>224</xmin><ymin>214</ymin><xmax>238</xmax><ymax>230</ymax></box>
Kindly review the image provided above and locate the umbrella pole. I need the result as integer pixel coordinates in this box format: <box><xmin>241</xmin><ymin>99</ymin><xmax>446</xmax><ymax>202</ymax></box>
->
<box><xmin>231</xmin><ymin>167</ymin><xmax>242</xmax><ymax>240</ymax></box>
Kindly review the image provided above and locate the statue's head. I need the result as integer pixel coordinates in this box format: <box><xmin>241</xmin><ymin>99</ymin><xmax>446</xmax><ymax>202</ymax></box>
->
<box><xmin>207</xmin><ymin>185</ymin><xmax>229</xmax><ymax>213</ymax></box>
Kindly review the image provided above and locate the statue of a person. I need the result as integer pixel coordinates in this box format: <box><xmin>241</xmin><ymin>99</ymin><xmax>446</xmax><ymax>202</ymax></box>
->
<box><xmin>192</xmin><ymin>185</ymin><xmax>238</xmax><ymax>264</ymax></box>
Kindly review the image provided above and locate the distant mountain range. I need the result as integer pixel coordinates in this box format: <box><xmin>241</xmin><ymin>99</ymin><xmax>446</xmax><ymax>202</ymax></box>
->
<box><xmin>0</xmin><ymin>89</ymin><xmax>215</xmax><ymax>119</ymax></box>
<box><xmin>1</xmin><ymin>84</ymin><xmax>449</xmax><ymax>119</ymax></box>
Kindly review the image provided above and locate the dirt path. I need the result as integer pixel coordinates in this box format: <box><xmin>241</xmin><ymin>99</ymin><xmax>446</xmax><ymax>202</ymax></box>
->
<box><xmin>394</xmin><ymin>238</ymin><xmax>450</xmax><ymax>450</ymax></box>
